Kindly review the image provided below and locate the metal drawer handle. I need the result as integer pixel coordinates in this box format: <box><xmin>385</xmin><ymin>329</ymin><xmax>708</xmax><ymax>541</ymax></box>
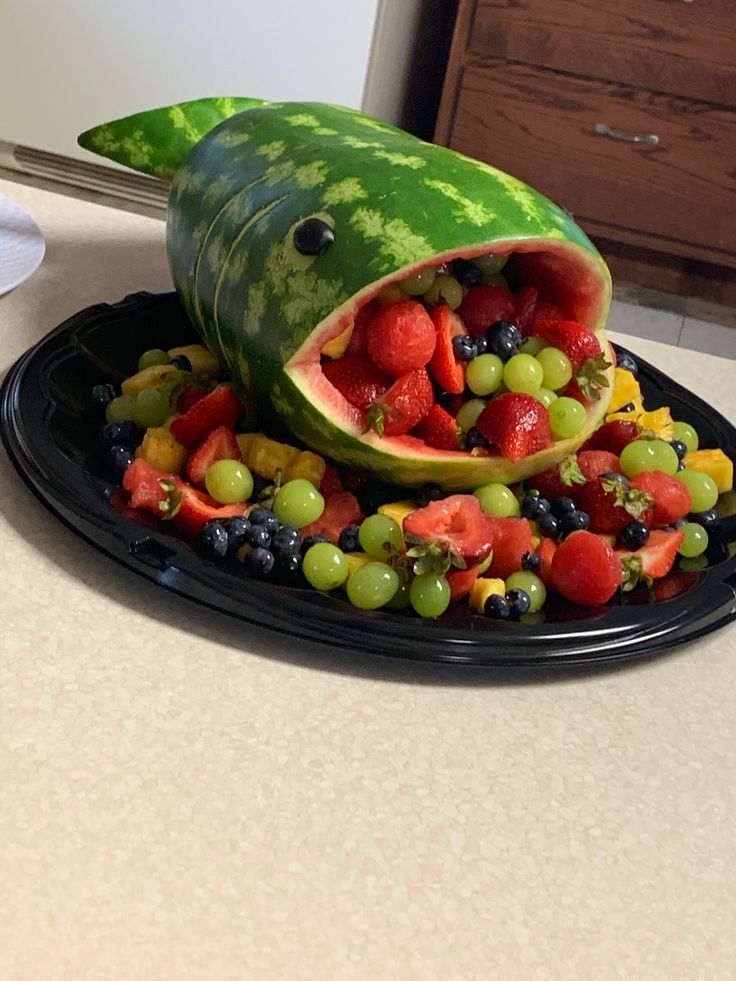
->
<box><xmin>595</xmin><ymin>122</ymin><xmax>660</xmax><ymax>146</ymax></box>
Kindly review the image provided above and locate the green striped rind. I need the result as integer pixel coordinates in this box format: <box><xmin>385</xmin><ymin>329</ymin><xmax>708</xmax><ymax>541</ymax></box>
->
<box><xmin>78</xmin><ymin>97</ymin><xmax>267</xmax><ymax>179</ymax></box>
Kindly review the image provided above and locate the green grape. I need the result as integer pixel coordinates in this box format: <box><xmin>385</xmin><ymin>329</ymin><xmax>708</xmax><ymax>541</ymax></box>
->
<box><xmin>456</xmin><ymin>398</ymin><xmax>487</xmax><ymax>433</ymax></box>
<box><xmin>358</xmin><ymin>513</ymin><xmax>404</xmax><ymax>559</ymax></box>
<box><xmin>535</xmin><ymin>346</ymin><xmax>573</xmax><ymax>391</ymax></box>
<box><xmin>346</xmin><ymin>562</ymin><xmax>399</xmax><ymax>609</ymax></box>
<box><xmin>410</xmin><ymin>572</ymin><xmax>451</xmax><ymax>618</ymax></box>
<box><xmin>535</xmin><ymin>387</ymin><xmax>558</xmax><ymax>409</ymax></box>
<box><xmin>137</xmin><ymin>348</ymin><xmax>171</xmax><ymax>371</ymax></box>
<box><xmin>619</xmin><ymin>439</ymin><xmax>680</xmax><ymax>478</ymax></box>
<box><xmin>472</xmin><ymin>253</ymin><xmax>508</xmax><ymax>279</ymax></box>
<box><xmin>273</xmin><ymin>479</ymin><xmax>325</xmax><ymax>527</ymax></box>
<box><xmin>473</xmin><ymin>482</ymin><xmax>520</xmax><ymax>517</ymax></box>
<box><xmin>466</xmin><ymin>353</ymin><xmax>504</xmax><ymax>396</ymax></box>
<box><xmin>424</xmin><ymin>274</ymin><xmax>464</xmax><ymax>309</ymax></box>
<box><xmin>401</xmin><ymin>266</ymin><xmax>437</xmax><ymax>296</ymax></box>
<box><xmin>105</xmin><ymin>394</ymin><xmax>136</xmax><ymax>423</ymax></box>
<box><xmin>672</xmin><ymin>421</ymin><xmax>699</xmax><ymax>453</ymax></box>
<box><xmin>548</xmin><ymin>397</ymin><xmax>587</xmax><ymax>438</ymax></box>
<box><xmin>386</xmin><ymin>580</ymin><xmax>412</xmax><ymax>608</ymax></box>
<box><xmin>518</xmin><ymin>336</ymin><xmax>548</xmax><ymax>357</ymax></box>
<box><xmin>133</xmin><ymin>387</ymin><xmax>171</xmax><ymax>428</ymax></box>
<box><xmin>503</xmin><ymin>353</ymin><xmax>544</xmax><ymax>394</ymax></box>
<box><xmin>302</xmin><ymin>543</ymin><xmax>349</xmax><ymax>591</ymax></box>
<box><xmin>505</xmin><ymin>571</ymin><xmax>547</xmax><ymax>613</ymax></box>
<box><xmin>485</xmin><ymin>273</ymin><xmax>509</xmax><ymax>288</ymax></box>
<box><xmin>678</xmin><ymin>522</ymin><xmax>709</xmax><ymax>558</ymax></box>
<box><xmin>205</xmin><ymin>460</ymin><xmax>254</xmax><ymax>504</ymax></box>
<box><xmin>675</xmin><ymin>468</ymin><xmax>719</xmax><ymax>512</ymax></box>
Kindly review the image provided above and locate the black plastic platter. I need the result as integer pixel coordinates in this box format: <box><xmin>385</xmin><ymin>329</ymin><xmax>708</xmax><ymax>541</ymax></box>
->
<box><xmin>2</xmin><ymin>290</ymin><xmax>736</xmax><ymax>667</ymax></box>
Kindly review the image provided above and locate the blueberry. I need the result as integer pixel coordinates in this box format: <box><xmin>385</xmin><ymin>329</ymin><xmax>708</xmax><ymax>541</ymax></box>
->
<box><xmin>271</xmin><ymin>524</ymin><xmax>302</xmax><ymax>556</ymax></box>
<box><xmin>415</xmin><ymin>482</ymin><xmax>444</xmax><ymax>508</ymax></box>
<box><xmin>271</xmin><ymin>551</ymin><xmax>303</xmax><ymax>583</ymax></box>
<box><xmin>293</xmin><ymin>217</ymin><xmax>334</xmax><ymax>256</ymax></box>
<box><xmin>338</xmin><ymin>523</ymin><xmax>362</xmax><ymax>552</ymax></box>
<box><xmin>677</xmin><ymin>460</ymin><xmax>686</xmax><ymax>472</ymax></box>
<box><xmin>465</xmin><ymin>426</ymin><xmax>491</xmax><ymax>451</ymax></box>
<box><xmin>506</xmin><ymin>588</ymin><xmax>531</xmax><ymax>619</ymax></box>
<box><xmin>246</xmin><ymin>525</ymin><xmax>272</xmax><ymax>549</ymax></box>
<box><xmin>99</xmin><ymin>420</ymin><xmax>143</xmax><ymax>449</ymax></box>
<box><xmin>107</xmin><ymin>444</ymin><xmax>135</xmax><ymax>482</ymax></box>
<box><xmin>357</xmin><ymin>480</ymin><xmax>397</xmax><ymax>515</ymax></box>
<box><xmin>486</xmin><ymin>320</ymin><xmax>522</xmax><ymax>361</ymax></box>
<box><xmin>474</xmin><ymin>335</ymin><xmax>490</xmax><ymax>356</ymax></box>
<box><xmin>521</xmin><ymin>551</ymin><xmax>541</xmax><ymax>571</ymax></box>
<box><xmin>560</xmin><ymin>509</ymin><xmax>589</xmax><ymax>535</ymax></box>
<box><xmin>670</xmin><ymin>439</ymin><xmax>688</xmax><ymax>461</ymax></box>
<box><xmin>550</xmin><ymin>495</ymin><xmax>577</xmax><ymax>518</ymax></box>
<box><xmin>224</xmin><ymin>516</ymin><xmax>251</xmax><ymax>553</ymax></box>
<box><xmin>249</xmin><ymin>507</ymin><xmax>279</xmax><ymax>533</ymax></box>
<box><xmin>91</xmin><ymin>383</ymin><xmax>115</xmax><ymax>410</ymax></box>
<box><xmin>452</xmin><ymin>335</ymin><xmax>478</xmax><ymax>362</ymax></box>
<box><xmin>484</xmin><ymin>593</ymin><xmax>510</xmax><ymax>619</ymax></box>
<box><xmin>689</xmin><ymin>508</ymin><xmax>718</xmax><ymax>531</ymax></box>
<box><xmin>200</xmin><ymin>520</ymin><xmax>229</xmax><ymax>559</ymax></box>
<box><xmin>170</xmin><ymin>354</ymin><xmax>192</xmax><ymax>371</ymax></box>
<box><xmin>521</xmin><ymin>493</ymin><xmax>551</xmax><ymax>521</ymax></box>
<box><xmin>244</xmin><ymin>547</ymin><xmax>275</xmax><ymax>577</ymax></box>
<box><xmin>538</xmin><ymin>512</ymin><xmax>561</xmax><ymax>539</ymax></box>
<box><xmin>619</xmin><ymin>520</ymin><xmax>650</xmax><ymax>549</ymax></box>
<box><xmin>300</xmin><ymin>533</ymin><xmax>331</xmax><ymax>554</ymax></box>
<box><xmin>616</xmin><ymin>350</ymin><xmax>638</xmax><ymax>375</ymax></box>
<box><xmin>451</xmin><ymin>258</ymin><xmax>483</xmax><ymax>288</ymax></box>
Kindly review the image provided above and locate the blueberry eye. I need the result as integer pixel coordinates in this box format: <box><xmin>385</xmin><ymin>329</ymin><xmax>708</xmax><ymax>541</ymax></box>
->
<box><xmin>293</xmin><ymin>217</ymin><xmax>334</xmax><ymax>256</ymax></box>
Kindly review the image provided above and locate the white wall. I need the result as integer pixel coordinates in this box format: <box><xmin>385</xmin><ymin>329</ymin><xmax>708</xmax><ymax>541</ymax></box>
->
<box><xmin>0</xmin><ymin>0</ymin><xmax>383</xmax><ymax>161</ymax></box>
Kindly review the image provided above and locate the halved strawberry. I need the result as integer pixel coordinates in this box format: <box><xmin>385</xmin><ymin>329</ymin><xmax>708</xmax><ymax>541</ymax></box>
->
<box><xmin>322</xmin><ymin>354</ymin><xmax>392</xmax><ymax>412</ymax></box>
<box><xmin>581</xmin><ymin>419</ymin><xmax>639</xmax><ymax>456</ymax></box>
<box><xmin>551</xmin><ymin>530</ymin><xmax>621</xmax><ymax>606</ymax></box>
<box><xmin>576</xmin><ymin>474</ymin><xmax>654</xmax><ymax>536</ymax></box>
<box><xmin>169</xmin><ymin>384</ymin><xmax>243</xmax><ymax>448</ymax></box>
<box><xmin>403</xmin><ymin>494</ymin><xmax>495</xmax><ymax>565</ymax></box>
<box><xmin>617</xmin><ymin>529</ymin><xmax>685</xmax><ymax>589</ymax></box>
<box><xmin>366</xmin><ymin>299</ymin><xmax>437</xmax><ymax>376</ymax></box>
<box><xmin>457</xmin><ymin>285</ymin><xmax>516</xmax><ymax>335</ymax></box>
<box><xmin>411</xmin><ymin>403</ymin><xmax>460</xmax><ymax>451</ymax></box>
<box><xmin>513</xmin><ymin>285</ymin><xmax>538</xmax><ymax>336</ymax></box>
<box><xmin>364</xmin><ymin>367</ymin><xmax>434</xmax><ymax>437</ymax></box>
<box><xmin>166</xmin><ymin>480</ymin><xmax>247</xmax><ymax>536</ymax></box>
<box><xmin>476</xmin><ymin>392</ymin><xmax>551</xmax><ymax>461</ymax></box>
<box><xmin>527</xmin><ymin>454</ymin><xmax>585</xmax><ymax>500</ymax></box>
<box><xmin>534</xmin><ymin>319</ymin><xmax>602</xmax><ymax>372</ymax></box>
<box><xmin>186</xmin><ymin>425</ymin><xmax>241</xmax><ymax>487</ymax></box>
<box><xmin>428</xmin><ymin>303</ymin><xmax>466</xmax><ymax>394</ymax></box>
<box><xmin>630</xmin><ymin>471</ymin><xmax>692</xmax><ymax>527</ymax></box>
<box><xmin>484</xmin><ymin>517</ymin><xmax>534</xmax><ymax>580</ymax></box>
<box><xmin>300</xmin><ymin>491</ymin><xmax>363</xmax><ymax>544</ymax></box>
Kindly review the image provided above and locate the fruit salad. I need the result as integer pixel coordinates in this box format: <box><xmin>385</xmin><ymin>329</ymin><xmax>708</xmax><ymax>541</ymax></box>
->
<box><xmin>93</xmin><ymin>293</ymin><xmax>735</xmax><ymax>623</ymax></box>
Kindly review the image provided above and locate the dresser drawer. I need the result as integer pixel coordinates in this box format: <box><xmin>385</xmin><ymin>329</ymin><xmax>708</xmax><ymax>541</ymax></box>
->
<box><xmin>446</xmin><ymin>61</ymin><xmax>736</xmax><ymax>265</ymax></box>
<box><xmin>470</xmin><ymin>0</ymin><xmax>736</xmax><ymax>107</ymax></box>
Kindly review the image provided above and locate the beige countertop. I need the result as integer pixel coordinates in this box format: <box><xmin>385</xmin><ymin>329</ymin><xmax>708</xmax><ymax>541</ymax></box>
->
<box><xmin>1</xmin><ymin>178</ymin><xmax>735</xmax><ymax>981</ymax></box>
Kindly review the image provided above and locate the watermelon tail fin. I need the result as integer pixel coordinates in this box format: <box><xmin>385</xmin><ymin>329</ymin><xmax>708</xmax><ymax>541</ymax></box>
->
<box><xmin>77</xmin><ymin>96</ymin><xmax>268</xmax><ymax>181</ymax></box>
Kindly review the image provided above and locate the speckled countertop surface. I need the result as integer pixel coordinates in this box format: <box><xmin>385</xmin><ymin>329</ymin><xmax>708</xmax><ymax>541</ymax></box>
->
<box><xmin>1</xmin><ymin>178</ymin><xmax>735</xmax><ymax>981</ymax></box>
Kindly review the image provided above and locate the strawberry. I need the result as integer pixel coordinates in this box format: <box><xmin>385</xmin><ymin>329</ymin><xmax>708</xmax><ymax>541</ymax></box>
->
<box><xmin>476</xmin><ymin>392</ymin><xmax>551</xmax><ymax>461</ymax></box>
<box><xmin>617</xmin><ymin>529</ymin><xmax>685</xmax><ymax>589</ymax></box>
<box><xmin>576</xmin><ymin>474</ymin><xmax>654</xmax><ymax>536</ymax></box>
<box><xmin>535</xmin><ymin>537</ymin><xmax>558</xmax><ymax>587</ymax></box>
<box><xmin>364</xmin><ymin>367</ymin><xmax>434</xmax><ymax>437</ymax></box>
<box><xmin>322</xmin><ymin>354</ymin><xmax>391</xmax><ymax>412</ymax></box>
<box><xmin>513</xmin><ymin>285</ymin><xmax>538</xmax><ymax>336</ymax></box>
<box><xmin>565</xmin><ymin>352</ymin><xmax>612</xmax><ymax>402</ymax></box>
<box><xmin>186</xmin><ymin>425</ymin><xmax>241</xmax><ymax>486</ymax></box>
<box><xmin>577</xmin><ymin>450</ymin><xmax>622</xmax><ymax>483</ymax></box>
<box><xmin>485</xmin><ymin>517</ymin><xmax>534</xmax><ymax>580</ymax></box>
<box><xmin>551</xmin><ymin>530</ymin><xmax>621</xmax><ymax>606</ymax></box>
<box><xmin>534</xmin><ymin>319</ymin><xmax>602</xmax><ymax>372</ymax></box>
<box><xmin>527</xmin><ymin>454</ymin><xmax>585</xmax><ymax>500</ymax></box>
<box><xmin>446</xmin><ymin>563</ymin><xmax>483</xmax><ymax>601</ymax></box>
<box><xmin>169</xmin><ymin>384</ymin><xmax>243</xmax><ymax>448</ymax></box>
<box><xmin>300</xmin><ymin>491</ymin><xmax>363</xmax><ymax>544</ymax></box>
<box><xmin>411</xmin><ymin>403</ymin><xmax>460</xmax><ymax>451</ymax></box>
<box><xmin>428</xmin><ymin>303</ymin><xmax>466</xmax><ymax>394</ymax></box>
<box><xmin>630</xmin><ymin>471</ymin><xmax>692</xmax><ymax>527</ymax></box>
<box><xmin>403</xmin><ymin>494</ymin><xmax>495</xmax><ymax>565</ymax></box>
<box><xmin>581</xmin><ymin>419</ymin><xmax>639</xmax><ymax>456</ymax></box>
<box><xmin>457</xmin><ymin>285</ymin><xmax>515</xmax><ymax>335</ymax></box>
<box><xmin>365</xmin><ymin>299</ymin><xmax>436</xmax><ymax>376</ymax></box>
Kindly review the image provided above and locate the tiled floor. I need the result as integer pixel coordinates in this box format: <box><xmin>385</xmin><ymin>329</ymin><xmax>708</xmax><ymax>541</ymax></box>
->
<box><xmin>608</xmin><ymin>295</ymin><xmax>736</xmax><ymax>361</ymax></box>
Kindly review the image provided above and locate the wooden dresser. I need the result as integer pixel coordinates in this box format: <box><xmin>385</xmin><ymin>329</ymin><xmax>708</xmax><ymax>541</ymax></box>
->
<box><xmin>434</xmin><ymin>0</ymin><xmax>736</xmax><ymax>301</ymax></box>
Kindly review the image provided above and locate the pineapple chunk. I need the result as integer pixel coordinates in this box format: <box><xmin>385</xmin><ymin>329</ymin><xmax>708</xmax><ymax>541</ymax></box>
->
<box><xmin>284</xmin><ymin>450</ymin><xmax>327</xmax><ymax>486</ymax></box>
<box><xmin>468</xmin><ymin>577</ymin><xmax>506</xmax><ymax>614</ymax></box>
<box><xmin>684</xmin><ymin>449</ymin><xmax>734</xmax><ymax>494</ymax></box>
<box><xmin>121</xmin><ymin>363</ymin><xmax>177</xmax><ymax>398</ymax></box>
<box><xmin>378</xmin><ymin>500</ymin><xmax>416</xmax><ymax>526</ymax></box>
<box><xmin>136</xmin><ymin>426</ymin><xmax>188</xmax><ymax>474</ymax></box>
<box><xmin>235</xmin><ymin>432</ymin><xmax>258</xmax><ymax>459</ymax></box>
<box><xmin>248</xmin><ymin>435</ymin><xmax>300</xmax><ymax>480</ymax></box>
<box><xmin>321</xmin><ymin>323</ymin><xmax>354</xmax><ymax>359</ymax></box>
<box><xmin>167</xmin><ymin>343</ymin><xmax>220</xmax><ymax>377</ymax></box>
<box><xmin>606</xmin><ymin>367</ymin><xmax>644</xmax><ymax>422</ymax></box>
<box><xmin>637</xmin><ymin>406</ymin><xmax>674</xmax><ymax>441</ymax></box>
